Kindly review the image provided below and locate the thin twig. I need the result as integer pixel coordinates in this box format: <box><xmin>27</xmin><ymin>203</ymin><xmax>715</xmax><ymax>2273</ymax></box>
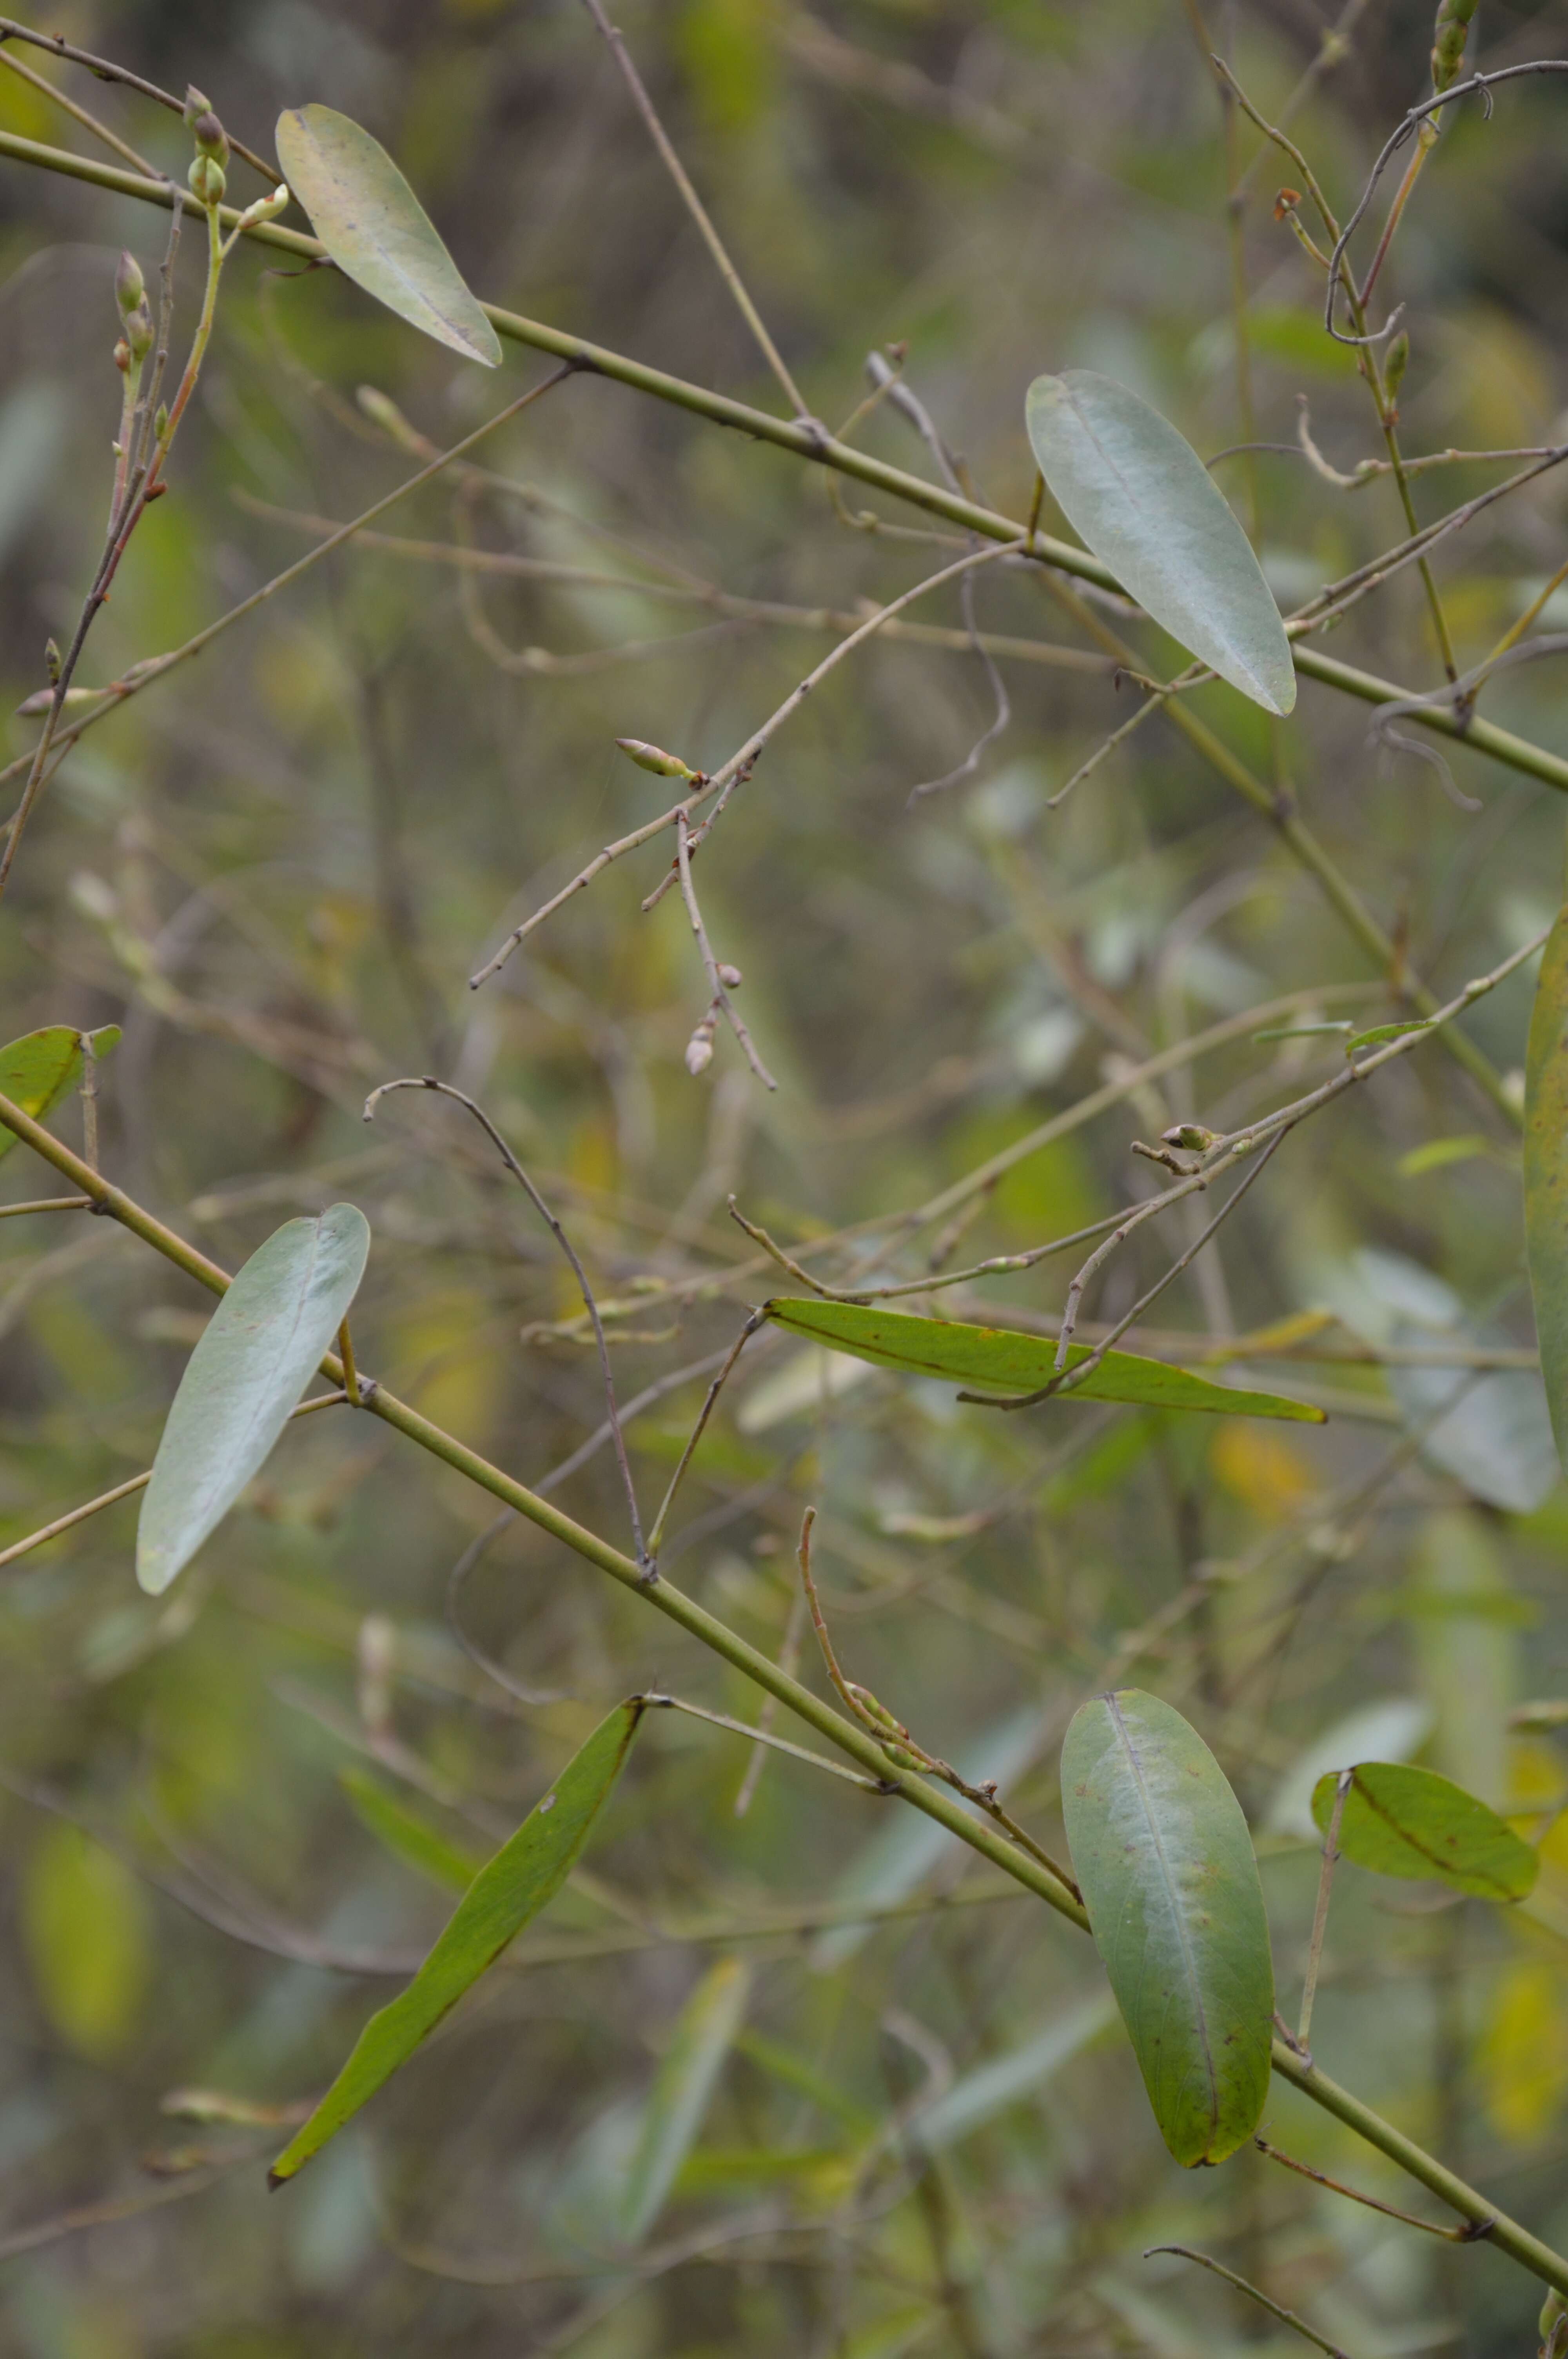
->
<box><xmin>1323</xmin><ymin>60</ymin><xmax>1568</xmax><ymax>345</ymax></box>
<box><xmin>641</xmin><ymin>1692</ymin><xmax>889</xmax><ymax>1792</ymax></box>
<box><xmin>0</xmin><ymin>1390</ymin><xmax>350</xmax><ymax>1572</ymax></box>
<box><xmin>1144</xmin><ymin>2246</ymin><xmax>1353</xmax><ymax>2357</ymax></box>
<box><xmin>1254</xmin><ymin>2138</ymin><xmax>1494</xmax><ymax>2243</ymax></box>
<box><xmin>0</xmin><ymin>20</ymin><xmax>280</xmax><ymax>184</ymax></box>
<box><xmin>644</xmin><ymin>1311</ymin><xmax>765</xmax><ymax>1561</ymax></box>
<box><xmin>0</xmin><ymin>42</ymin><xmax>154</xmax><ymax>176</ymax></box>
<box><xmin>363</xmin><ymin>1077</ymin><xmax>648</xmax><ymax>1569</ymax></box>
<box><xmin>574</xmin><ymin>0</ymin><xmax>815</xmax><ymax>426</ymax></box>
<box><xmin>468</xmin><ymin>538</ymin><xmax>1024</xmax><ymax>987</ymax></box>
<box><xmin>1299</xmin><ymin>1768</ymin><xmax>1350</xmax><ymax>2054</ymax></box>
<box><xmin>675</xmin><ymin>814</ymin><xmax>777</xmax><ymax>1090</ymax></box>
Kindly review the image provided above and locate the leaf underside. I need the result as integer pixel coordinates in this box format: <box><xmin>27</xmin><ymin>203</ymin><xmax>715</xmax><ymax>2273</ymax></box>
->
<box><xmin>1025</xmin><ymin>369</ymin><xmax>1296</xmax><ymax>715</ymax></box>
<box><xmin>1061</xmin><ymin>1688</ymin><xmax>1275</xmax><ymax>2166</ymax></box>
<box><xmin>1311</xmin><ymin>1760</ymin><xmax>1537</xmax><ymax>1901</ymax></box>
<box><xmin>763</xmin><ymin>1299</ymin><xmax>1324</xmax><ymax>1422</ymax></box>
<box><xmin>275</xmin><ymin>104</ymin><xmax>502</xmax><ymax>365</ymax></box>
<box><xmin>135</xmin><ymin>1203</ymin><xmax>371</xmax><ymax>1595</ymax></box>
<box><xmin>270</xmin><ymin>1698</ymin><xmax>646</xmax><ymax>2183</ymax></box>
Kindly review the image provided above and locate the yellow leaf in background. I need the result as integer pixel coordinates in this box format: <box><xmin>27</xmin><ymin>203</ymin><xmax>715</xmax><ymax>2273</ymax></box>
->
<box><xmin>22</xmin><ymin>1823</ymin><xmax>151</xmax><ymax>2064</ymax></box>
<box><xmin>1478</xmin><ymin>1957</ymin><xmax>1568</xmax><ymax>2145</ymax></box>
<box><xmin>1210</xmin><ymin>1420</ymin><xmax>1316</xmax><ymax>1520</ymax></box>
<box><xmin>388</xmin><ymin>1290</ymin><xmax>506</xmax><ymax>1443</ymax></box>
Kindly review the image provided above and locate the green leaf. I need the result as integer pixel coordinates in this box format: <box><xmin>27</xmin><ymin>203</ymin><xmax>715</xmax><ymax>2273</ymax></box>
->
<box><xmin>274</xmin><ymin>105</ymin><xmax>502</xmax><ymax>367</ymax></box>
<box><xmin>338</xmin><ymin>1769</ymin><xmax>486</xmax><ymax>1894</ymax></box>
<box><xmin>1345</xmin><ymin>1020</ymin><xmax>1431</xmax><ymax>1054</ymax></box>
<box><xmin>1526</xmin><ymin>903</ymin><xmax>1568</xmax><ymax>1477</ymax></box>
<box><xmin>1060</xmin><ymin>1689</ymin><xmax>1275</xmax><ymax>2167</ymax></box>
<box><xmin>136</xmin><ymin>1204</ymin><xmax>371</xmax><ymax>1596</ymax></box>
<box><xmin>622</xmin><ymin>1956</ymin><xmax>751</xmax><ymax>2244</ymax></box>
<box><xmin>0</xmin><ymin>1025</ymin><xmax>120</xmax><ymax>1165</ymax></box>
<box><xmin>270</xmin><ymin>1699</ymin><xmax>646</xmax><ymax>2185</ymax></box>
<box><xmin>1398</xmin><ymin>1135</ymin><xmax>1493</xmax><ymax>1178</ymax></box>
<box><xmin>762</xmin><ymin>1299</ymin><xmax>1324</xmax><ymax>1423</ymax></box>
<box><xmin>1024</xmin><ymin>371</ymin><xmax>1296</xmax><ymax>715</ymax></box>
<box><xmin>1310</xmin><ymin>1761</ymin><xmax>1537</xmax><ymax>1901</ymax></box>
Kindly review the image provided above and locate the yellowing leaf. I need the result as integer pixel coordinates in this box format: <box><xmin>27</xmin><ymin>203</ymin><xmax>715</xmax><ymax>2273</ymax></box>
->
<box><xmin>0</xmin><ymin>1025</ymin><xmax>120</xmax><ymax>1165</ymax></box>
<box><xmin>1210</xmin><ymin>1421</ymin><xmax>1316</xmax><ymax>1519</ymax></box>
<box><xmin>22</xmin><ymin>1823</ymin><xmax>151</xmax><ymax>2063</ymax></box>
<box><xmin>1478</xmin><ymin>1957</ymin><xmax>1568</xmax><ymax>2143</ymax></box>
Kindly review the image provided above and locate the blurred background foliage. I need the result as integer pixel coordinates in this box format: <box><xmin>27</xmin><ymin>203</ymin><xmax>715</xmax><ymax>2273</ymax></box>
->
<box><xmin>3</xmin><ymin>0</ymin><xmax>1568</xmax><ymax>2352</ymax></box>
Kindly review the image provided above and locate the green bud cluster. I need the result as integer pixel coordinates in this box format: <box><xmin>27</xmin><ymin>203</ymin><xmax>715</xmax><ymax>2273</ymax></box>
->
<box><xmin>187</xmin><ymin>107</ymin><xmax>230</xmax><ymax>207</ymax></box>
<box><xmin>114</xmin><ymin>251</ymin><xmax>153</xmax><ymax>367</ymax></box>
<box><xmin>1431</xmin><ymin>0</ymin><xmax>1478</xmax><ymax>94</ymax></box>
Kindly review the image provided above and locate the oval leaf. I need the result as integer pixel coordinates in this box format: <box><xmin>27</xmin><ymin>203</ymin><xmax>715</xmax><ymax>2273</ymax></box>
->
<box><xmin>1310</xmin><ymin>1761</ymin><xmax>1537</xmax><ymax>1901</ymax></box>
<box><xmin>1526</xmin><ymin>903</ymin><xmax>1568</xmax><ymax>1477</ymax></box>
<box><xmin>1061</xmin><ymin>1689</ymin><xmax>1274</xmax><ymax>2166</ymax></box>
<box><xmin>0</xmin><ymin>1025</ymin><xmax>120</xmax><ymax>1165</ymax></box>
<box><xmin>1025</xmin><ymin>371</ymin><xmax>1296</xmax><ymax>715</ymax></box>
<box><xmin>135</xmin><ymin>1203</ymin><xmax>370</xmax><ymax>1596</ymax></box>
<box><xmin>763</xmin><ymin>1299</ymin><xmax>1324</xmax><ymax>1423</ymax></box>
<box><xmin>275</xmin><ymin>105</ymin><xmax>502</xmax><ymax>366</ymax></box>
<box><xmin>270</xmin><ymin>1699</ymin><xmax>646</xmax><ymax>2184</ymax></box>
<box><xmin>622</xmin><ymin>1956</ymin><xmax>751</xmax><ymax>2245</ymax></box>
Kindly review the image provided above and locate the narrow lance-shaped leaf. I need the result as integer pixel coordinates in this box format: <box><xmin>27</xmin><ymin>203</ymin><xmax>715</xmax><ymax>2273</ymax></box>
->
<box><xmin>1525</xmin><ymin>902</ymin><xmax>1568</xmax><ymax>1475</ymax></box>
<box><xmin>764</xmin><ymin>1299</ymin><xmax>1324</xmax><ymax>1423</ymax></box>
<box><xmin>1025</xmin><ymin>371</ymin><xmax>1296</xmax><ymax>716</ymax></box>
<box><xmin>1310</xmin><ymin>1761</ymin><xmax>1537</xmax><ymax>1901</ymax></box>
<box><xmin>275</xmin><ymin>105</ymin><xmax>502</xmax><ymax>366</ymax></box>
<box><xmin>0</xmin><ymin>1025</ymin><xmax>120</xmax><ymax>1165</ymax></box>
<box><xmin>1061</xmin><ymin>1689</ymin><xmax>1275</xmax><ymax>2167</ymax></box>
<box><xmin>338</xmin><ymin>1769</ymin><xmax>487</xmax><ymax>1895</ymax></box>
<box><xmin>136</xmin><ymin>1204</ymin><xmax>371</xmax><ymax>1596</ymax></box>
<box><xmin>621</xmin><ymin>1956</ymin><xmax>752</xmax><ymax>2245</ymax></box>
<box><xmin>271</xmin><ymin>1699</ymin><xmax>646</xmax><ymax>2185</ymax></box>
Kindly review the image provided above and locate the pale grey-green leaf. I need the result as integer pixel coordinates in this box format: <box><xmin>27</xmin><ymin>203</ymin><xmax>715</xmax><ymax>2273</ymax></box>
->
<box><xmin>136</xmin><ymin>1204</ymin><xmax>370</xmax><ymax>1595</ymax></box>
<box><xmin>276</xmin><ymin>105</ymin><xmax>502</xmax><ymax>366</ymax></box>
<box><xmin>1025</xmin><ymin>371</ymin><xmax>1296</xmax><ymax>715</ymax></box>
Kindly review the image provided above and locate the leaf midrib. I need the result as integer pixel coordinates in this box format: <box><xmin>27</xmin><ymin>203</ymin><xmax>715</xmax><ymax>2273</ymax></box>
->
<box><xmin>1106</xmin><ymin>1692</ymin><xmax>1220</xmax><ymax>2144</ymax></box>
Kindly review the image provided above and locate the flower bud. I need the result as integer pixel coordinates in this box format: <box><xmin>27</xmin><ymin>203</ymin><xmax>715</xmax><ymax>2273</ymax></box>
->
<box><xmin>616</xmin><ymin>736</ymin><xmax>698</xmax><ymax>781</ymax></box>
<box><xmin>44</xmin><ymin>638</ymin><xmax>61</xmax><ymax>686</ymax></box>
<box><xmin>1430</xmin><ymin>0</ymin><xmax>1477</xmax><ymax>93</ymax></box>
<box><xmin>1383</xmin><ymin>331</ymin><xmax>1410</xmax><ymax>406</ymax></box>
<box><xmin>232</xmin><ymin>184</ymin><xmax>290</xmax><ymax>232</ymax></box>
<box><xmin>188</xmin><ymin>153</ymin><xmax>227</xmax><ymax>206</ymax></box>
<box><xmin>717</xmin><ymin>962</ymin><xmax>742</xmax><ymax>990</ymax></box>
<box><xmin>125</xmin><ymin>300</ymin><xmax>154</xmax><ymax>364</ymax></box>
<box><xmin>114</xmin><ymin>250</ymin><xmax>145</xmax><ymax>317</ymax></box>
<box><xmin>183</xmin><ymin>85</ymin><xmax>213</xmax><ymax>129</ymax></box>
<box><xmin>113</xmin><ymin>338</ymin><xmax>131</xmax><ymax>376</ymax></box>
<box><xmin>154</xmin><ymin>403</ymin><xmax>169</xmax><ymax>443</ymax></box>
<box><xmin>684</xmin><ymin>1014</ymin><xmax>716</xmax><ymax>1076</ymax></box>
<box><xmin>191</xmin><ymin>109</ymin><xmax>229</xmax><ymax>163</ymax></box>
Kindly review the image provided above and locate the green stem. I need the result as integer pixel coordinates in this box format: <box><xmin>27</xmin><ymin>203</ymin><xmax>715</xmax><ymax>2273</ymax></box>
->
<box><xmin>0</xmin><ymin>129</ymin><xmax>1565</xmax><ymax>800</ymax></box>
<box><xmin>1</xmin><ymin>1082</ymin><xmax>1564</xmax><ymax>2299</ymax></box>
